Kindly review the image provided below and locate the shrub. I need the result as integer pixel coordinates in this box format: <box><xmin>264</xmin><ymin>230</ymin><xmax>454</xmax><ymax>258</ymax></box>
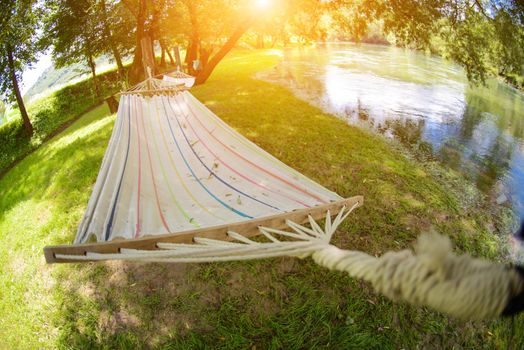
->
<box><xmin>0</xmin><ymin>68</ymin><xmax>124</xmax><ymax>175</ymax></box>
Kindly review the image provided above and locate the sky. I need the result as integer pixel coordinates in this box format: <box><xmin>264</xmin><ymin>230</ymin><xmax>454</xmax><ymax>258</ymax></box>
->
<box><xmin>21</xmin><ymin>51</ymin><xmax>52</xmax><ymax>95</ymax></box>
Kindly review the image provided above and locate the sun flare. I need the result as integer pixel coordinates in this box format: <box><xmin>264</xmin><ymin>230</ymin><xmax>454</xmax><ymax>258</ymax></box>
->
<box><xmin>255</xmin><ymin>0</ymin><xmax>271</xmax><ymax>9</ymax></box>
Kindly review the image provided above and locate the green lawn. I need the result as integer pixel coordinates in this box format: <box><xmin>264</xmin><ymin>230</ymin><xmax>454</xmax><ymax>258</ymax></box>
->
<box><xmin>0</xmin><ymin>68</ymin><xmax>124</xmax><ymax>177</ymax></box>
<box><xmin>0</xmin><ymin>49</ymin><xmax>521</xmax><ymax>349</ymax></box>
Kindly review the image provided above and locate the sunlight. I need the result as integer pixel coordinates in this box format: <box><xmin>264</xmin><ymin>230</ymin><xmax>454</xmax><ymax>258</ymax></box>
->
<box><xmin>254</xmin><ymin>0</ymin><xmax>271</xmax><ymax>9</ymax></box>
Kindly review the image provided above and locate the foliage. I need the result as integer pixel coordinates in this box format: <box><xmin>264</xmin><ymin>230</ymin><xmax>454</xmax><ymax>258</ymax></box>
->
<box><xmin>341</xmin><ymin>0</ymin><xmax>524</xmax><ymax>84</ymax></box>
<box><xmin>0</xmin><ymin>67</ymin><xmax>124</xmax><ymax>175</ymax></box>
<box><xmin>0</xmin><ymin>100</ymin><xmax>5</xmax><ymax>119</ymax></box>
<box><xmin>44</xmin><ymin>0</ymin><xmax>100</xmax><ymax>69</ymax></box>
<box><xmin>0</xmin><ymin>0</ymin><xmax>41</xmax><ymax>103</ymax></box>
<box><xmin>43</xmin><ymin>0</ymin><xmax>135</xmax><ymax>91</ymax></box>
<box><xmin>0</xmin><ymin>0</ymin><xmax>44</xmax><ymax>135</ymax></box>
<box><xmin>0</xmin><ymin>50</ymin><xmax>521</xmax><ymax>349</ymax></box>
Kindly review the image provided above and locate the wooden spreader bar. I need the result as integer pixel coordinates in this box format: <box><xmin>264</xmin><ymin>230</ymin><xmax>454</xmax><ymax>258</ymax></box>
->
<box><xmin>117</xmin><ymin>87</ymin><xmax>186</xmax><ymax>97</ymax></box>
<box><xmin>44</xmin><ymin>196</ymin><xmax>363</xmax><ymax>264</ymax></box>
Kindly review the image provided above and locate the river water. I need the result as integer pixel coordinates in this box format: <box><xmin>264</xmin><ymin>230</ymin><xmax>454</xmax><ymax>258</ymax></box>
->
<box><xmin>261</xmin><ymin>43</ymin><xmax>524</xmax><ymax>226</ymax></box>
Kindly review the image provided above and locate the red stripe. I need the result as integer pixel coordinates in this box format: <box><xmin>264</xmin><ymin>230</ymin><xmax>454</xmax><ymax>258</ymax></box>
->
<box><xmin>183</xmin><ymin>97</ymin><xmax>327</xmax><ymax>203</ymax></box>
<box><xmin>141</xmin><ymin>99</ymin><xmax>171</xmax><ymax>233</ymax></box>
<box><xmin>134</xmin><ymin>98</ymin><xmax>142</xmax><ymax>238</ymax></box>
<box><xmin>183</xmin><ymin>113</ymin><xmax>311</xmax><ymax>208</ymax></box>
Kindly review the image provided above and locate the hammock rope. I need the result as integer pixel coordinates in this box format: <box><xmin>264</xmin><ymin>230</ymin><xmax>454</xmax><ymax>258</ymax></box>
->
<box><xmin>45</xmin><ymin>76</ymin><xmax>524</xmax><ymax>321</ymax></box>
<box><xmin>312</xmin><ymin>232</ymin><xmax>524</xmax><ymax>320</ymax></box>
<box><xmin>56</xmin><ymin>204</ymin><xmax>524</xmax><ymax>320</ymax></box>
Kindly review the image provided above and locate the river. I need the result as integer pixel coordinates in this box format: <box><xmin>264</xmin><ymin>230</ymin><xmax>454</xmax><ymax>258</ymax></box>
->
<box><xmin>260</xmin><ymin>43</ymin><xmax>524</xmax><ymax>228</ymax></box>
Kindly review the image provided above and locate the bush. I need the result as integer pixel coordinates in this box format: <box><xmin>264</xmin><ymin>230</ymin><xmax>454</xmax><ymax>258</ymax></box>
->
<box><xmin>0</xmin><ymin>68</ymin><xmax>125</xmax><ymax>175</ymax></box>
<box><xmin>0</xmin><ymin>120</ymin><xmax>30</xmax><ymax>173</ymax></box>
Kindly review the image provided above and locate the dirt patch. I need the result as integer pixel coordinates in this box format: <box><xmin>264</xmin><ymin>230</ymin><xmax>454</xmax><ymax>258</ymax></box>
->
<box><xmin>37</xmin><ymin>206</ymin><xmax>52</xmax><ymax>225</ymax></box>
<box><xmin>100</xmin><ymin>309</ymin><xmax>141</xmax><ymax>335</ymax></box>
<box><xmin>78</xmin><ymin>281</ymin><xmax>96</xmax><ymax>298</ymax></box>
<box><xmin>277</xmin><ymin>257</ymin><xmax>296</xmax><ymax>274</ymax></box>
<box><xmin>401</xmin><ymin>214</ymin><xmax>432</xmax><ymax>233</ymax></box>
<box><xmin>9</xmin><ymin>254</ymin><xmax>27</xmax><ymax>276</ymax></box>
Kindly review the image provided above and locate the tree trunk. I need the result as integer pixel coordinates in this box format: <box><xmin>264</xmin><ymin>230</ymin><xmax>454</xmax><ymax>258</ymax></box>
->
<box><xmin>270</xmin><ymin>35</ymin><xmax>278</xmax><ymax>48</ymax></box>
<box><xmin>100</xmin><ymin>0</ymin><xmax>125</xmax><ymax>78</ymax></box>
<box><xmin>111</xmin><ymin>45</ymin><xmax>125</xmax><ymax>77</ymax></box>
<box><xmin>7</xmin><ymin>47</ymin><xmax>33</xmax><ymax>136</ymax></box>
<box><xmin>256</xmin><ymin>33</ymin><xmax>264</xmax><ymax>49</ymax></box>
<box><xmin>87</xmin><ymin>53</ymin><xmax>101</xmax><ymax>98</ymax></box>
<box><xmin>173</xmin><ymin>46</ymin><xmax>182</xmax><ymax>69</ymax></box>
<box><xmin>195</xmin><ymin>19</ymin><xmax>254</xmax><ymax>85</ymax></box>
<box><xmin>147</xmin><ymin>3</ymin><xmax>161</xmax><ymax>71</ymax></box>
<box><xmin>199</xmin><ymin>47</ymin><xmax>210</xmax><ymax>69</ymax></box>
<box><xmin>160</xmin><ymin>47</ymin><xmax>166</xmax><ymax>67</ymax></box>
<box><xmin>166</xmin><ymin>47</ymin><xmax>175</xmax><ymax>66</ymax></box>
<box><xmin>185</xmin><ymin>1</ymin><xmax>200</xmax><ymax>75</ymax></box>
<box><xmin>129</xmin><ymin>0</ymin><xmax>147</xmax><ymax>82</ymax></box>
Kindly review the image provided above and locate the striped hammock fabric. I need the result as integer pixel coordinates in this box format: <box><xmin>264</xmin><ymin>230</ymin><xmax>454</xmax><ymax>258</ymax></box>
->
<box><xmin>163</xmin><ymin>71</ymin><xmax>195</xmax><ymax>88</ymax></box>
<box><xmin>75</xmin><ymin>91</ymin><xmax>342</xmax><ymax>244</ymax></box>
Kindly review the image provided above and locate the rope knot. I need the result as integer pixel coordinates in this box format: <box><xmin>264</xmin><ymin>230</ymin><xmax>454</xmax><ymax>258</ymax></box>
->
<box><xmin>313</xmin><ymin>232</ymin><xmax>524</xmax><ymax>320</ymax></box>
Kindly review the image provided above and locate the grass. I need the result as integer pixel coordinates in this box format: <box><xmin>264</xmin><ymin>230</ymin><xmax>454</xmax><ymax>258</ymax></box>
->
<box><xmin>0</xmin><ymin>49</ymin><xmax>522</xmax><ymax>349</ymax></box>
<box><xmin>0</xmin><ymin>68</ymin><xmax>125</xmax><ymax>177</ymax></box>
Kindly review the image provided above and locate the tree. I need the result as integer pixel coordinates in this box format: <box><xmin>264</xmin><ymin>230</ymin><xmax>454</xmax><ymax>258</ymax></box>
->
<box><xmin>330</xmin><ymin>0</ymin><xmax>524</xmax><ymax>84</ymax></box>
<box><xmin>119</xmin><ymin>0</ymin><xmax>264</xmax><ymax>84</ymax></box>
<box><xmin>0</xmin><ymin>100</ymin><xmax>5</xmax><ymax>120</ymax></box>
<box><xmin>98</xmin><ymin>0</ymin><xmax>134</xmax><ymax>78</ymax></box>
<box><xmin>179</xmin><ymin>0</ymin><xmax>267</xmax><ymax>85</ymax></box>
<box><xmin>44</xmin><ymin>0</ymin><xmax>105</xmax><ymax>97</ymax></box>
<box><xmin>0</xmin><ymin>0</ymin><xmax>41</xmax><ymax>136</ymax></box>
<box><xmin>122</xmin><ymin>0</ymin><xmax>150</xmax><ymax>82</ymax></box>
<box><xmin>44</xmin><ymin>0</ymin><xmax>134</xmax><ymax>94</ymax></box>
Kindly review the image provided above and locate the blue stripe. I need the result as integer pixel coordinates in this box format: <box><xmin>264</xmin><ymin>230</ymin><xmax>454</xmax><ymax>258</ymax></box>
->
<box><xmin>104</xmin><ymin>96</ymin><xmax>133</xmax><ymax>240</ymax></box>
<box><xmin>165</xmin><ymin>97</ymin><xmax>283</xmax><ymax>212</ymax></box>
<box><xmin>159</xmin><ymin>96</ymin><xmax>254</xmax><ymax>219</ymax></box>
<box><xmin>78</xmin><ymin>97</ymin><xmax>126</xmax><ymax>242</ymax></box>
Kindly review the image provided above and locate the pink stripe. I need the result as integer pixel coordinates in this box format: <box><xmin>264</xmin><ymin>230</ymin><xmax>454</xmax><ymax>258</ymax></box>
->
<box><xmin>184</xmin><ymin>115</ymin><xmax>311</xmax><ymax>208</ymax></box>
<box><xmin>134</xmin><ymin>99</ymin><xmax>142</xmax><ymax>238</ymax></box>
<box><xmin>141</xmin><ymin>100</ymin><xmax>171</xmax><ymax>233</ymax></box>
<box><xmin>183</xmin><ymin>97</ymin><xmax>328</xmax><ymax>203</ymax></box>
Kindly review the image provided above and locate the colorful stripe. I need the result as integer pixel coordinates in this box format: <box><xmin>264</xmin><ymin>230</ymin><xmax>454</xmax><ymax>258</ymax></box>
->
<box><xmin>186</xmin><ymin>93</ymin><xmax>334</xmax><ymax>197</ymax></box>
<box><xmin>159</xmin><ymin>96</ymin><xmax>254</xmax><ymax>219</ymax></box>
<box><xmin>177</xmin><ymin>99</ymin><xmax>311</xmax><ymax>208</ymax></box>
<box><xmin>148</xmin><ymin>97</ymin><xmax>201</xmax><ymax>227</ymax></box>
<box><xmin>183</xmin><ymin>95</ymin><xmax>327</xmax><ymax>203</ymax></box>
<box><xmin>78</xmin><ymin>99</ymin><xmax>124</xmax><ymax>242</ymax></box>
<box><xmin>166</xmin><ymin>97</ymin><xmax>283</xmax><ymax>212</ymax></box>
<box><xmin>139</xmin><ymin>97</ymin><xmax>172</xmax><ymax>234</ymax></box>
<box><xmin>134</xmin><ymin>97</ymin><xmax>143</xmax><ymax>237</ymax></box>
<box><xmin>104</xmin><ymin>96</ymin><xmax>132</xmax><ymax>241</ymax></box>
<box><xmin>153</xmin><ymin>97</ymin><xmax>225</xmax><ymax>222</ymax></box>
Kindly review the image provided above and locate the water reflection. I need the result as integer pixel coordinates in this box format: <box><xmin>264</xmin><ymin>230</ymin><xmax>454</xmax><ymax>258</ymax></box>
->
<box><xmin>260</xmin><ymin>43</ymin><xmax>524</xmax><ymax>223</ymax></box>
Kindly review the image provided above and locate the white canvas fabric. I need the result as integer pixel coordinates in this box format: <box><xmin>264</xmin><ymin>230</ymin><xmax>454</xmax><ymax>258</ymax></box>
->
<box><xmin>75</xmin><ymin>92</ymin><xmax>341</xmax><ymax>243</ymax></box>
<box><xmin>163</xmin><ymin>72</ymin><xmax>195</xmax><ymax>88</ymax></box>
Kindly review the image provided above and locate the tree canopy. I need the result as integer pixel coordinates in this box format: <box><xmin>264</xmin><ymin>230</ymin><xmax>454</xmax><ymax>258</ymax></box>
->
<box><xmin>44</xmin><ymin>0</ymin><xmax>135</xmax><ymax>96</ymax></box>
<box><xmin>2</xmin><ymin>0</ymin><xmax>523</xmax><ymax>118</ymax></box>
<box><xmin>331</xmin><ymin>0</ymin><xmax>524</xmax><ymax>83</ymax></box>
<box><xmin>0</xmin><ymin>0</ymin><xmax>43</xmax><ymax>135</ymax></box>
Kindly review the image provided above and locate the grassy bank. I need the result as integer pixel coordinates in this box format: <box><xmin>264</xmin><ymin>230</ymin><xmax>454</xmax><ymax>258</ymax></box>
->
<box><xmin>0</xmin><ymin>49</ymin><xmax>521</xmax><ymax>349</ymax></box>
<box><xmin>0</xmin><ymin>69</ymin><xmax>124</xmax><ymax>177</ymax></box>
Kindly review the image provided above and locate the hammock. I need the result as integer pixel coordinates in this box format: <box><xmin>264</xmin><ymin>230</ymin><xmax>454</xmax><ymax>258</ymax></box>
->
<box><xmin>44</xmin><ymin>76</ymin><xmax>359</xmax><ymax>261</ymax></box>
<box><xmin>43</xmin><ymin>76</ymin><xmax>524</xmax><ymax>320</ymax></box>
<box><xmin>163</xmin><ymin>70</ymin><xmax>195</xmax><ymax>88</ymax></box>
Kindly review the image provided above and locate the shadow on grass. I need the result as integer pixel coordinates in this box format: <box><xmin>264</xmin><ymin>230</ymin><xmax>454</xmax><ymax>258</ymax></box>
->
<box><xmin>53</xmin><ymin>257</ymin><xmax>399</xmax><ymax>349</ymax></box>
<box><xmin>1</xmin><ymin>50</ymin><xmax>522</xmax><ymax>349</ymax></box>
<box><xmin>0</xmin><ymin>106</ymin><xmax>114</xmax><ymax>231</ymax></box>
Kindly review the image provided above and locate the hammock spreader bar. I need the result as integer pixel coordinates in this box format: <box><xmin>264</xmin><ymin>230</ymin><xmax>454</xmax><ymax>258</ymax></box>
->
<box><xmin>44</xmin><ymin>196</ymin><xmax>363</xmax><ymax>263</ymax></box>
<box><xmin>42</xmin><ymin>76</ymin><xmax>524</xmax><ymax>321</ymax></box>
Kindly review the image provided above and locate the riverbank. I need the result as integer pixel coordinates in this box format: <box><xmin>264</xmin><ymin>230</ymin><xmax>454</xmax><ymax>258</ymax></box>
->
<box><xmin>258</xmin><ymin>42</ymin><xmax>523</xmax><ymax>243</ymax></box>
<box><xmin>0</xmin><ymin>49</ymin><xmax>522</xmax><ymax>348</ymax></box>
